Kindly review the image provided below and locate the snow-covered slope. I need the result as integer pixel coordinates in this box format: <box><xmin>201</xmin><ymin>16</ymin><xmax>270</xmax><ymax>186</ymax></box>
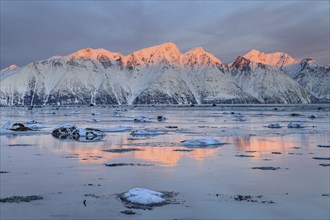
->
<box><xmin>0</xmin><ymin>43</ymin><xmax>328</xmax><ymax>105</ymax></box>
<box><xmin>243</xmin><ymin>49</ymin><xmax>329</xmax><ymax>100</ymax></box>
<box><xmin>284</xmin><ymin>59</ymin><xmax>330</xmax><ymax>100</ymax></box>
<box><xmin>0</xmin><ymin>64</ymin><xmax>20</xmax><ymax>81</ymax></box>
<box><xmin>230</xmin><ymin>56</ymin><xmax>315</xmax><ymax>103</ymax></box>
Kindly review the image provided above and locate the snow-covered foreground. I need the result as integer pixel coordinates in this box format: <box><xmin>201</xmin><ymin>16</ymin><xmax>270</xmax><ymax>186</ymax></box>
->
<box><xmin>1</xmin><ymin>105</ymin><xmax>329</xmax><ymax>219</ymax></box>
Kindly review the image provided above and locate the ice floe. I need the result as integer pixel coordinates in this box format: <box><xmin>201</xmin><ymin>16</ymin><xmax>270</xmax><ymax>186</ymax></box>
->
<box><xmin>102</xmin><ymin>126</ymin><xmax>132</xmax><ymax>132</ymax></box>
<box><xmin>1</xmin><ymin>121</ymin><xmax>44</xmax><ymax>132</ymax></box>
<box><xmin>288</xmin><ymin>122</ymin><xmax>305</xmax><ymax>128</ymax></box>
<box><xmin>134</xmin><ymin>117</ymin><xmax>152</xmax><ymax>123</ymax></box>
<box><xmin>52</xmin><ymin>124</ymin><xmax>105</xmax><ymax>142</ymax></box>
<box><xmin>267</xmin><ymin>122</ymin><xmax>282</xmax><ymax>128</ymax></box>
<box><xmin>123</xmin><ymin>188</ymin><xmax>165</xmax><ymax>205</ymax></box>
<box><xmin>131</xmin><ymin>130</ymin><xmax>161</xmax><ymax>136</ymax></box>
<box><xmin>181</xmin><ymin>138</ymin><xmax>226</xmax><ymax>148</ymax></box>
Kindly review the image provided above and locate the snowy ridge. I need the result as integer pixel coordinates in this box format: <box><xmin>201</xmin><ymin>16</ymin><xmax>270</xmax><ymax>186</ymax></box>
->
<box><xmin>0</xmin><ymin>43</ymin><xmax>328</xmax><ymax>105</ymax></box>
<box><xmin>243</xmin><ymin>49</ymin><xmax>301</xmax><ymax>68</ymax></box>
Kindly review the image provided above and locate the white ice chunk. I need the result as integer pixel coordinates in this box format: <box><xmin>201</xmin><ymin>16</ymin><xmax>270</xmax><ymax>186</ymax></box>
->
<box><xmin>288</xmin><ymin>122</ymin><xmax>305</xmax><ymax>128</ymax></box>
<box><xmin>124</xmin><ymin>188</ymin><xmax>165</xmax><ymax>205</ymax></box>
<box><xmin>131</xmin><ymin>130</ymin><xmax>161</xmax><ymax>136</ymax></box>
<box><xmin>181</xmin><ymin>138</ymin><xmax>225</xmax><ymax>147</ymax></box>
<box><xmin>134</xmin><ymin>117</ymin><xmax>152</xmax><ymax>123</ymax></box>
<box><xmin>268</xmin><ymin>122</ymin><xmax>282</xmax><ymax>128</ymax></box>
<box><xmin>102</xmin><ymin>126</ymin><xmax>132</xmax><ymax>132</ymax></box>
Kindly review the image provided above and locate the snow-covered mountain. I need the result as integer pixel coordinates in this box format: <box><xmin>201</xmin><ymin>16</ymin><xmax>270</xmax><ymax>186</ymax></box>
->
<box><xmin>243</xmin><ymin>49</ymin><xmax>329</xmax><ymax>100</ymax></box>
<box><xmin>229</xmin><ymin>56</ymin><xmax>315</xmax><ymax>103</ymax></box>
<box><xmin>0</xmin><ymin>43</ymin><xmax>328</xmax><ymax>106</ymax></box>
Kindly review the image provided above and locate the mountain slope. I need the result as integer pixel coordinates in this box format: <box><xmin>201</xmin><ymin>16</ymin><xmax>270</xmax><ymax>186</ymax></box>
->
<box><xmin>0</xmin><ymin>43</ymin><xmax>328</xmax><ymax>105</ymax></box>
<box><xmin>230</xmin><ymin>56</ymin><xmax>316</xmax><ymax>103</ymax></box>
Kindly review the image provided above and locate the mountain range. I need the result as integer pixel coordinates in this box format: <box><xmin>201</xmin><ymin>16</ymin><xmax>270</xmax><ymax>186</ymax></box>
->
<box><xmin>0</xmin><ymin>42</ymin><xmax>329</xmax><ymax>106</ymax></box>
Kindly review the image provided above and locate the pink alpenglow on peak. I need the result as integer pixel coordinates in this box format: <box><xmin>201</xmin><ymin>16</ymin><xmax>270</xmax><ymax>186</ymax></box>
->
<box><xmin>8</xmin><ymin>64</ymin><xmax>19</xmax><ymax>70</ymax></box>
<box><xmin>184</xmin><ymin>47</ymin><xmax>223</xmax><ymax>67</ymax></box>
<box><xmin>243</xmin><ymin>49</ymin><xmax>301</xmax><ymax>67</ymax></box>
<box><xmin>1</xmin><ymin>64</ymin><xmax>19</xmax><ymax>73</ymax></box>
<box><xmin>66</xmin><ymin>48</ymin><xmax>124</xmax><ymax>61</ymax></box>
<box><xmin>126</xmin><ymin>42</ymin><xmax>182</xmax><ymax>66</ymax></box>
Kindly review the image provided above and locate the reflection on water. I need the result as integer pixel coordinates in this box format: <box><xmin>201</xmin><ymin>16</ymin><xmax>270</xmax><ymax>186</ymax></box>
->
<box><xmin>1</xmin><ymin>106</ymin><xmax>330</xmax><ymax>219</ymax></box>
<box><xmin>2</xmin><ymin>131</ymin><xmax>329</xmax><ymax>165</ymax></box>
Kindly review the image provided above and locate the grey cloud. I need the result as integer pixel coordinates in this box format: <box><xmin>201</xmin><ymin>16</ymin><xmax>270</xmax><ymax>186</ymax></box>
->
<box><xmin>1</xmin><ymin>1</ymin><xmax>329</xmax><ymax>69</ymax></box>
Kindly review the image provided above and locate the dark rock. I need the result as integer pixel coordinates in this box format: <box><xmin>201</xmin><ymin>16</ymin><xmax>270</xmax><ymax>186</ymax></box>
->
<box><xmin>319</xmin><ymin>164</ymin><xmax>330</xmax><ymax>167</ymax></box>
<box><xmin>84</xmin><ymin>194</ymin><xmax>100</xmax><ymax>198</ymax></box>
<box><xmin>8</xmin><ymin>144</ymin><xmax>33</xmax><ymax>147</ymax></box>
<box><xmin>313</xmin><ymin>157</ymin><xmax>330</xmax><ymax>160</ymax></box>
<box><xmin>252</xmin><ymin>167</ymin><xmax>280</xmax><ymax>170</ymax></box>
<box><xmin>173</xmin><ymin>149</ymin><xmax>194</xmax><ymax>152</ymax></box>
<box><xmin>10</xmin><ymin>123</ymin><xmax>32</xmax><ymax>131</ymax></box>
<box><xmin>272</xmin><ymin>152</ymin><xmax>282</xmax><ymax>155</ymax></box>
<box><xmin>165</xmin><ymin>126</ymin><xmax>178</xmax><ymax>129</ymax></box>
<box><xmin>235</xmin><ymin>154</ymin><xmax>255</xmax><ymax>158</ymax></box>
<box><xmin>105</xmin><ymin>163</ymin><xmax>154</xmax><ymax>167</ymax></box>
<box><xmin>120</xmin><ymin>210</ymin><xmax>136</xmax><ymax>215</ymax></box>
<box><xmin>0</xmin><ymin>171</ymin><xmax>9</xmax><ymax>174</ymax></box>
<box><xmin>317</xmin><ymin>145</ymin><xmax>330</xmax><ymax>148</ymax></box>
<box><xmin>102</xmin><ymin>148</ymin><xmax>143</xmax><ymax>153</ymax></box>
<box><xmin>157</xmin><ymin>116</ymin><xmax>167</xmax><ymax>121</ymax></box>
<box><xmin>0</xmin><ymin>195</ymin><xmax>43</xmax><ymax>203</ymax></box>
<box><xmin>291</xmin><ymin>113</ymin><xmax>301</xmax><ymax>116</ymax></box>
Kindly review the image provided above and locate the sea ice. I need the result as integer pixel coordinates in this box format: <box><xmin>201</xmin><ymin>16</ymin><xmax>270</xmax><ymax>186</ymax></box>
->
<box><xmin>123</xmin><ymin>188</ymin><xmax>165</xmax><ymax>205</ymax></box>
<box><xmin>134</xmin><ymin>117</ymin><xmax>152</xmax><ymax>123</ymax></box>
<box><xmin>52</xmin><ymin>124</ymin><xmax>105</xmax><ymax>141</ymax></box>
<box><xmin>288</xmin><ymin>122</ymin><xmax>305</xmax><ymax>128</ymax></box>
<box><xmin>268</xmin><ymin>122</ymin><xmax>282</xmax><ymax>128</ymax></box>
<box><xmin>131</xmin><ymin>130</ymin><xmax>161</xmax><ymax>136</ymax></box>
<box><xmin>102</xmin><ymin>126</ymin><xmax>132</xmax><ymax>132</ymax></box>
<box><xmin>181</xmin><ymin>138</ymin><xmax>225</xmax><ymax>148</ymax></box>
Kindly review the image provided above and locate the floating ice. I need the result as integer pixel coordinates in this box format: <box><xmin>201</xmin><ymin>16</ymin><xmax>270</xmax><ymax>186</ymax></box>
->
<box><xmin>288</xmin><ymin>122</ymin><xmax>305</xmax><ymax>128</ymax></box>
<box><xmin>65</xmin><ymin>110</ymin><xmax>79</xmax><ymax>116</ymax></box>
<box><xmin>131</xmin><ymin>130</ymin><xmax>161</xmax><ymax>136</ymax></box>
<box><xmin>52</xmin><ymin>124</ymin><xmax>105</xmax><ymax>142</ymax></box>
<box><xmin>268</xmin><ymin>122</ymin><xmax>282</xmax><ymax>128</ymax></box>
<box><xmin>103</xmin><ymin>126</ymin><xmax>132</xmax><ymax>132</ymax></box>
<box><xmin>2</xmin><ymin>121</ymin><xmax>43</xmax><ymax>131</ymax></box>
<box><xmin>123</xmin><ymin>188</ymin><xmax>165</xmax><ymax>205</ymax></box>
<box><xmin>134</xmin><ymin>117</ymin><xmax>152</xmax><ymax>123</ymax></box>
<box><xmin>181</xmin><ymin>138</ymin><xmax>225</xmax><ymax>148</ymax></box>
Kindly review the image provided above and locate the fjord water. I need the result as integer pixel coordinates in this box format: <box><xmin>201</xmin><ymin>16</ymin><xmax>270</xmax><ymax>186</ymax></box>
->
<box><xmin>1</xmin><ymin>105</ymin><xmax>329</xmax><ymax>219</ymax></box>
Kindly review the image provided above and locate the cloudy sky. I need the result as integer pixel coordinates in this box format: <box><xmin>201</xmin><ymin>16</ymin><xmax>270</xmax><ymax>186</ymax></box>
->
<box><xmin>1</xmin><ymin>0</ymin><xmax>329</xmax><ymax>69</ymax></box>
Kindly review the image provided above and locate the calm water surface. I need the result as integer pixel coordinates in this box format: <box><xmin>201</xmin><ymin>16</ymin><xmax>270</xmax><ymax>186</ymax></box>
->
<box><xmin>1</xmin><ymin>105</ymin><xmax>329</xmax><ymax>219</ymax></box>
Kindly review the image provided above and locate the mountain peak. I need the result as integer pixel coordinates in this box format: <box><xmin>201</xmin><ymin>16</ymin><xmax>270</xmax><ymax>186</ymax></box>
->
<box><xmin>1</xmin><ymin>64</ymin><xmax>19</xmax><ymax>73</ymax></box>
<box><xmin>243</xmin><ymin>49</ymin><xmax>300</xmax><ymax>67</ymax></box>
<box><xmin>127</xmin><ymin>42</ymin><xmax>182</xmax><ymax>66</ymax></box>
<box><xmin>187</xmin><ymin>47</ymin><xmax>206</xmax><ymax>54</ymax></box>
<box><xmin>8</xmin><ymin>64</ymin><xmax>19</xmax><ymax>70</ymax></box>
<box><xmin>185</xmin><ymin>47</ymin><xmax>222</xmax><ymax>66</ymax></box>
<box><xmin>66</xmin><ymin>47</ymin><xmax>123</xmax><ymax>61</ymax></box>
<box><xmin>136</xmin><ymin>42</ymin><xmax>181</xmax><ymax>54</ymax></box>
